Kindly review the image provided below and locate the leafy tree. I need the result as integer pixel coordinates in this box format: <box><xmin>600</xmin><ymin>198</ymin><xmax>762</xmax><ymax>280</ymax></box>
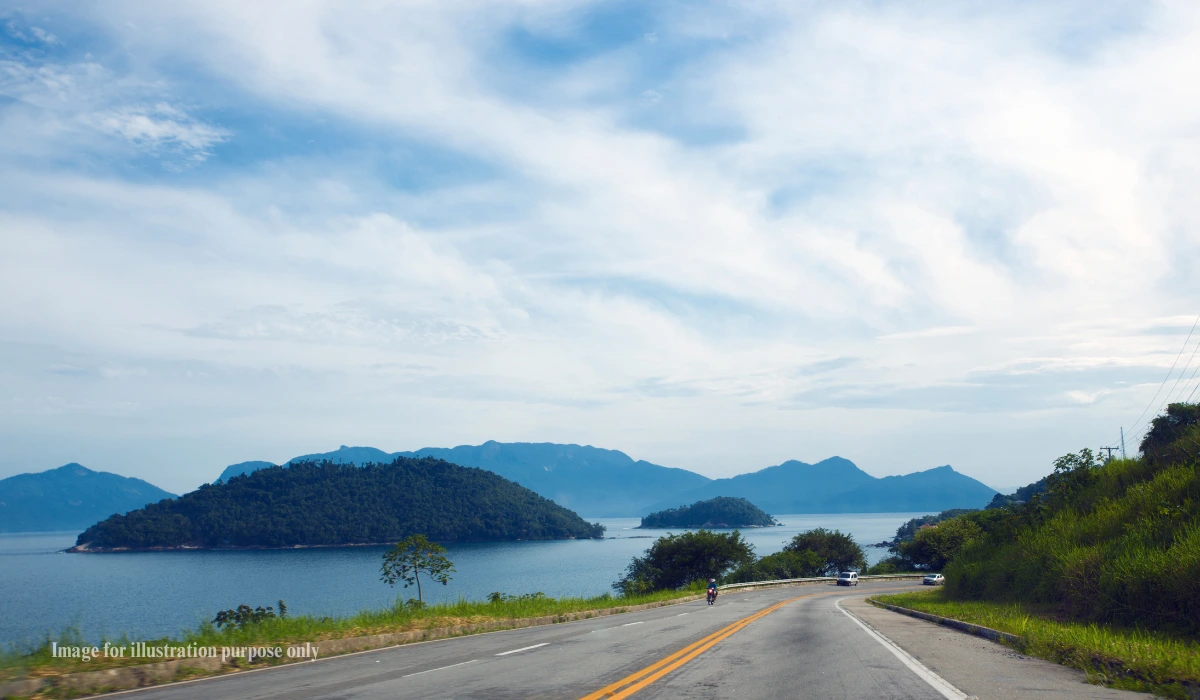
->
<box><xmin>895</xmin><ymin>517</ymin><xmax>982</xmax><ymax>570</ymax></box>
<box><xmin>1140</xmin><ymin>402</ymin><xmax>1200</xmax><ymax>466</ymax></box>
<box><xmin>891</xmin><ymin>509</ymin><xmax>978</xmax><ymax>544</ymax></box>
<box><xmin>381</xmin><ymin>534</ymin><xmax>455</xmax><ymax>603</ymax></box>
<box><xmin>783</xmin><ymin>528</ymin><xmax>865</xmax><ymax>575</ymax></box>
<box><xmin>614</xmin><ymin>530</ymin><xmax>754</xmax><ymax>595</ymax></box>
<box><xmin>212</xmin><ymin>602</ymin><xmax>285</xmax><ymax>630</ymax></box>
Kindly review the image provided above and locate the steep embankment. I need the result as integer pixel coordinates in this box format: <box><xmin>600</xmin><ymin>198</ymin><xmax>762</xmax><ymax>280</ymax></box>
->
<box><xmin>946</xmin><ymin>403</ymin><xmax>1200</xmax><ymax>634</ymax></box>
<box><xmin>76</xmin><ymin>457</ymin><xmax>604</xmax><ymax>550</ymax></box>
<box><xmin>0</xmin><ymin>464</ymin><xmax>176</xmax><ymax>533</ymax></box>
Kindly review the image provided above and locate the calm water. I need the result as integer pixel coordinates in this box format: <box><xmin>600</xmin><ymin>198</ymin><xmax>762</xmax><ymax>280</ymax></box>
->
<box><xmin>0</xmin><ymin>513</ymin><xmax>919</xmax><ymax>646</ymax></box>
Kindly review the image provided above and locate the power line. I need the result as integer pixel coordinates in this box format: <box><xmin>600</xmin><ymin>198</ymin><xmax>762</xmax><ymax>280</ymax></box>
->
<box><xmin>1125</xmin><ymin>312</ymin><xmax>1200</xmax><ymax>440</ymax></box>
<box><xmin>1175</xmin><ymin>358</ymin><xmax>1200</xmax><ymax>404</ymax></box>
<box><xmin>1164</xmin><ymin>332</ymin><xmax>1200</xmax><ymax>404</ymax></box>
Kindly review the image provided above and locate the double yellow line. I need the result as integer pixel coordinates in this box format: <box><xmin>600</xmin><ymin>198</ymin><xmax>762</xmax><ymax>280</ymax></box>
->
<box><xmin>578</xmin><ymin>593</ymin><xmax>811</xmax><ymax>700</ymax></box>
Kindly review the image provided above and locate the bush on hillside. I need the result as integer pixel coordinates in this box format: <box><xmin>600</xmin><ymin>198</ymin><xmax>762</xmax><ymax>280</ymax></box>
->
<box><xmin>895</xmin><ymin>516</ymin><xmax>982</xmax><ymax>570</ymax></box>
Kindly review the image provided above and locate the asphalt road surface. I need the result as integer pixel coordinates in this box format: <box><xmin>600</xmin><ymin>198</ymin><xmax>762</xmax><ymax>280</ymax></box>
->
<box><xmin>116</xmin><ymin>581</ymin><xmax>1151</xmax><ymax>699</ymax></box>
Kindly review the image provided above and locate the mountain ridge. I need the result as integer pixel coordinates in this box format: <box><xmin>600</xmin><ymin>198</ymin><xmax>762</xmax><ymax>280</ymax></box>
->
<box><xmin>217</xmin><ymin>445</ymin><xmax>997</xmax><ymax>516</ymax></box>
<box><xmin>0</xmin><ymin>464</ymin><xmax>177</xmax><ymax>533</ymax></box>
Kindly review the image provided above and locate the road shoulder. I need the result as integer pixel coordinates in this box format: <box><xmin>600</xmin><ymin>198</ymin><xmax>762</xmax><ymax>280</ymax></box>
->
<box><xmin>840</xmin><ymin>594</ymin><xmax>1153</xmax><ymax>700</ymax></box>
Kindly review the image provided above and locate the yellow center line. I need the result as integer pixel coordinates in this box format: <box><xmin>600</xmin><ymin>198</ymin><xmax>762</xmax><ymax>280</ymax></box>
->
<box><xmin>578</xmin><ymin>591</ymin><xmax>826</xmax><ymax>700</ymax></box>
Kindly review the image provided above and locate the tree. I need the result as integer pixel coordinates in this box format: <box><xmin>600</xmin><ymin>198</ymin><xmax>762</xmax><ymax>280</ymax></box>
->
<box><xmin>614</xmin><ymin>530</ymin><xmax>755</xmax><ymax>595</ymax></box>
<box><xmin>783</xmin><ymin>528</ymin><xmax>865</xmax><ymax>576</ymax></box>
<box><xmin>1140</xmin><ymin>402</ymin><xmax>1200</xmax><ymax>466</ymax></box>
<box><xmin>380</xmin><ymin>534</ymin><xmax>455</xmax><ymax>603</ymax></box>
<box><xmin>896</xmin><ymin>517</ymin><xmax>982</xmax><ymax>570</ymax></box>
<box><xmin>727</xmin><ymin>549</ymin><xmax>825</xmax><ymax>583</ymax></box>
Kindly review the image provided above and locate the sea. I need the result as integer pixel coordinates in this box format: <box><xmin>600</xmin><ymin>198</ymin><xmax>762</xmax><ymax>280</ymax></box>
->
<box><xmin>0</xmin><ymin>513</ymin><xmax>922</xmax><ymax>646</ymax></box>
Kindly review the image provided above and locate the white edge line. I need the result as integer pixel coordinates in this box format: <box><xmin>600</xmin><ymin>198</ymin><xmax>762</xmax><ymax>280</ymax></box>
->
<box><xmin>621</xmin><ymin>621</ymin><xmax>644</xmax><ymax>627</ymax></box>
<box><xmin>402</xmin><ymin>659</ymin><xmax>478</xmax><ymax>677</ymax></box>
<box><xmin>495</xmin><ymin>642</ymin><xmax>548</xmax><ymax>656</ymax></box>
<box><xmin>676</xmin><ymin>613</ymin><xmax>688</xmax><ymax>616</ymax></box>
<box><xmin>835</xmin><ymin>598</ymin><xmax>971</xmax><ymax>700</ymax></box>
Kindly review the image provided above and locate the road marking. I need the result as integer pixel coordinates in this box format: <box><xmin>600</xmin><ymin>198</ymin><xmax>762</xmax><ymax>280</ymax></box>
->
<box><xmin>401</xmin><ymin>659</ymin><xmax>478</xmax><ymax>677</ymax></box>
<box><xmin>495</xmin><ymin>643</ymin><xmax>548</xmax><ymax>656</ymax></box>
<box><xmin>675</xmin><ymin>613</ymin><xmax>688</xmax><ymax>617</ymax></box>
<box><xmin>578</xmin><ymin>593</ymin><xmax>810</xmax><ymax>700</ymax></box>
<box><xmin>835</xmin><ymin>598</ymin><xmax>972</xmax><ymax>700</ymax></box>
<box><xmin>622</xmin><ymin>621</ymin><xmax>644</xmax><ymax>627</ymax></box>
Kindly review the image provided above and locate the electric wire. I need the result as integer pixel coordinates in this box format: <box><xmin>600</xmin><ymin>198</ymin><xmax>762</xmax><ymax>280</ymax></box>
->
<box><xmin>1164</xmin><ymin>333</ymin><xmax>1200</xmax><ymax>404</ymax></box>
<box><xmin>1125</xmin><ymin>313</ymin><xmax>1200</xmax><ymax>442</ymax></box>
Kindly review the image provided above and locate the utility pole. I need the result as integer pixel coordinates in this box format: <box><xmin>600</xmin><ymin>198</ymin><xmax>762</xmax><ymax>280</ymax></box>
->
<box><xmin>1121</xmin><ymin>427</ymin><xmax>1126</xmax><ymax>460</ymax></box>
<box><xmin>1099</xmin><ymin>446</ymin><xmax>1117</xmax><ymax>463</ymax></box>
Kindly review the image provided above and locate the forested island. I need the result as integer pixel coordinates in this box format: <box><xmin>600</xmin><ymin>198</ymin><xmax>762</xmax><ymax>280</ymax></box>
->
<box><xmin>638</xmin><ymin>496</ymin><xmax>778</xmax><ymax>529</ymax></box>
<box><xmin>72</xmin><ymin>457</ymin><xmax>605</xmax><ymax>551</ymax></box>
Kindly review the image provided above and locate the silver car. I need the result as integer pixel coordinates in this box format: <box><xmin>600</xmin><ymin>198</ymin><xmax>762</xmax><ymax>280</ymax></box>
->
<box><xmin>837</xmin><ymin>571</ymin><xmax>859</xmax><ymax>586</ymax></box>
<box><xmin>923</xmin><ymin>574</ymin><xmax>945</xmax><ymax>585</ymax></box>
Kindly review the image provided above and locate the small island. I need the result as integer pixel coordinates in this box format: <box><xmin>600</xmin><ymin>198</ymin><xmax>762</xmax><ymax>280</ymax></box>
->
<box><xmin>638</xmin><ymin>496</ymin><xmax>779</xmax><ymax>529</ymax></box>
<box><xmin>72</xmin><ymin>457</ymin><xmax>605</xmax><ymax>551</ymax></box>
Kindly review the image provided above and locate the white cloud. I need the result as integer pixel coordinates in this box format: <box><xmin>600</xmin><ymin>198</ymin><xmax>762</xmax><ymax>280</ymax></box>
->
<box><xmin>86</xmin><ymin>103</ymin><xmax>229</xmax><ymax>158</ymax></box>
<box><xmin>1</xmin><ymin>1</ymin><xmax>1199</xmax><ymax>490</ymax></box>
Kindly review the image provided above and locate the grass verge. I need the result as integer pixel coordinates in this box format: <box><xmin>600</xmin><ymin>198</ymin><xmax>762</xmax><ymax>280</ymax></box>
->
<box><xmin>1</xmin><ymin>588</ymin><xmax>697</xmax><ymax>685</ymax></box>
<box><xmin>874</xmin><ymin>589</ymin><xmax>1200</xmax><ymax>699</ymax></box>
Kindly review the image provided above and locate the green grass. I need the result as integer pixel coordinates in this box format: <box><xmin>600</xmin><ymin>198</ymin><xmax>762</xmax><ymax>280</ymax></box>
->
<box><xmin>0</xmin><ymin>588</ymin><xmax>698</xmax><ymax>684</ymax></box>
<box><xmin>876</xmin><ymin>589</ymin><xmax>1200</xmax><ymax>699</ymax></box>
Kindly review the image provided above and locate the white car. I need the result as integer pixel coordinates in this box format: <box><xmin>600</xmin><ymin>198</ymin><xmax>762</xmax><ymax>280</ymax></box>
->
<box><xmin>836</xmin><ymin>571</ymin><xmax>859</xmax><ymax>586</ymax></box>
<box><xmin>923</xmin><ymin>574</ymin><xmax>945</xmax><ymax>585</ymax></box>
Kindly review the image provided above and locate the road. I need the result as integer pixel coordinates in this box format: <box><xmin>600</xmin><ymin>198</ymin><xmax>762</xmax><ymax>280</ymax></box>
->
<box><xmin>116</xmin><ymin>581</ymin><xmax>1150</xmax><ymax>699</ymax></box>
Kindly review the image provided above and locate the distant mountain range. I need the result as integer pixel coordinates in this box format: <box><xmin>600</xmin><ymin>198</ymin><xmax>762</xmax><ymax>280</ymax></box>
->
<box><xmin>641</xmin><ymin>457</ymin><xmax>997</xmax><ymax>515</ymax></box>
<box><xmin>0</xmin><ymin>464</ymin><xmax>176</xmax><ymax>533</ymax></box>
<box><xmin>218</xmin><ymin>442</ymin><xmax>708</xmax><ymax>517</ymax></box>
<box><xmin>1</xmin><ymin>444</ymin><xmax>1001</xmax><ymax>533</ymax></box>
<box><xmin>214</xmin><ymin>444</ymin><xmax>997</xmax><ymax>517</ymax></box>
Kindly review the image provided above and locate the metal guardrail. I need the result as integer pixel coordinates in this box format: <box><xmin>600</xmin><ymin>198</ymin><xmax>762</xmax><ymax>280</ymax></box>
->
<box><xmin>720</xmin><ymin>573</ymin><xmax>928</xmax><ymax>590</ymax></box>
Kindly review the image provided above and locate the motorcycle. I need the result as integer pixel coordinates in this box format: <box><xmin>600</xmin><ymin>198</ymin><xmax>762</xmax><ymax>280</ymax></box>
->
<box><xmin>706</xmin><ymin>588</ymin><xmax>717</xmax><ymax>605</ymax></box>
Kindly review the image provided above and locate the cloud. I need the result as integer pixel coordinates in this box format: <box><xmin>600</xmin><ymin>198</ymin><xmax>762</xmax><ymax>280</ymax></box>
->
<box><xmin>86</xmin><ymin>103</ymin><xmax>229</xmax><ymax>159</ymax></box>
<box><xmin>1</xmin><ymin>1</ymin><xmax>1199</xmax><ymax>490</ymax></box>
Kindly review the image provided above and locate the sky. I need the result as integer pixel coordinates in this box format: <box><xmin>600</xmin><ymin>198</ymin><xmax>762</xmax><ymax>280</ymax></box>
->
<box><xmin>2</xmin><ymin>1</ymin><xmax>1199</xmax><ymax>495</ymax></box>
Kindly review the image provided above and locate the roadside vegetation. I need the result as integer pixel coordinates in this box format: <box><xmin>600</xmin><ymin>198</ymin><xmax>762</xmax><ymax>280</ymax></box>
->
<box><xmin>613</xmin><ymin>527</ymin><xmax>870</xmax><ymax>593</ymax></box>
<box><xmin>0</xmin><ymin>587</ymin><xmax>696</xmax><ymax>683</ymax></box>
<box><xmin>874</xmin><ymin>402</ymin><xmax>1200</xmax><ymax>697</ymax></box>
<box><xmin>875</xmin><ymin>589</ymin><xmax>1200</xmax><ymax>698</ymax></box>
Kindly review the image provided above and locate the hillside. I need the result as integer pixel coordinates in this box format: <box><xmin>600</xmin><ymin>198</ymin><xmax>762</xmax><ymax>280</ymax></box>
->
<box><xmin>216</xmin><ymin>442</ymin><xmax>712</xmax><ymax>516</ymax></box>
<box><xmin>643</xmin><ymin>457</ymin><xmax>996</xmax><ymax>514</ymax></box>
<box><xmin>76</xmin><ymin>457</ymin><xmax>604</xmax><ymax>550</ymax></box>
<box><xmin>0</xmin><ymin>464</ymin><xmax>176</xmax><ymax>533</ymax></box>
<box><xmin>639</xmin><ymin>497</ymin><xmax>778</xmax><ymax>529</ymax></box>
<box><xmin>944</xmin><ymin>402</ymin><xmax>1200</xmax><ymax>634</ymax></box>
<box><xmin>214</xmin><ymin>460</ymin><xmax>276</xmax><ymax>484</ymax></box>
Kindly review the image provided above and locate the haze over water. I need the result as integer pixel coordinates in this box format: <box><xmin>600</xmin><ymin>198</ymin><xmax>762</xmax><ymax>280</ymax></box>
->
<box><xmin>0</xmin><ymin>513</ymin><xmax>917</xmax><ymax>646</ymax></box>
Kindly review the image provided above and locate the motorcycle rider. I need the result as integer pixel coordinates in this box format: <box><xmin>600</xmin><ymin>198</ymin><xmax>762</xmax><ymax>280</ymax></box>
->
<box><xmin>706</xmin><ymin>577</ymin><xmax>718</xmax><ymax>604</ymax></box>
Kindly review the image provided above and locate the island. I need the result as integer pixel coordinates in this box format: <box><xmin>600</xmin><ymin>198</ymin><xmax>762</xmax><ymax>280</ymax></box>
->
<box><xmin>638</xmin><ymin>496</ymin><xmax>779</xmax><ymax>529</ymax></box>
<box><xmin>72</xmin><ymin>457</ymin><xmax>605</xmax><ymax>551</ymax></box>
